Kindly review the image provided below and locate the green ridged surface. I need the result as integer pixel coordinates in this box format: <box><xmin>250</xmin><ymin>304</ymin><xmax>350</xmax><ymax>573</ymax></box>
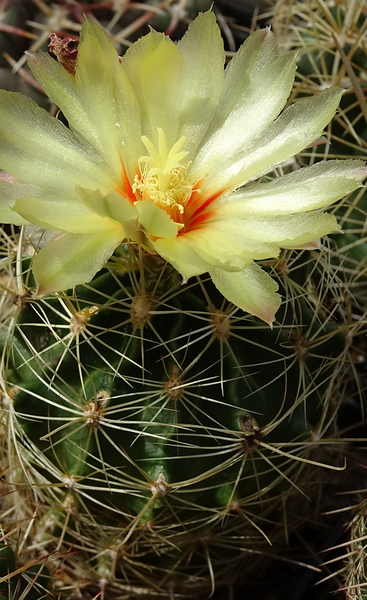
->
<box><xmin>1</xmin><ymin>248</ymin><xmax>347</xmax><ymax>597</ymax></box>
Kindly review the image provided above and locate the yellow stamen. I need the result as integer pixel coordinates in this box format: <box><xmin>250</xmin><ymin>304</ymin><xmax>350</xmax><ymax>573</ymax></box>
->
<box><xmin>133</xmin><ymin>128</ymin><xmax>193</xmax><ymax>217</ymax></box>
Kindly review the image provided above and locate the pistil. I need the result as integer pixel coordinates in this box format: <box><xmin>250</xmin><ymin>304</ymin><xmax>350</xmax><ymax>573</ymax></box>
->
<box><xmin>132</xmin><ymin>128</ymin><xmax>193</xmax><ymax>220</ymax></box>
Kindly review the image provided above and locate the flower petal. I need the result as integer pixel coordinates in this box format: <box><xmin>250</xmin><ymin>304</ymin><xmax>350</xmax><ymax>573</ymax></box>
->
<box><xmin>176</xmin><ymin>11</ymin><xmax>224</xmax><ymax>155</ymax></box>
<box><xmin>0</xmin><ymin>90</ymin><xmax>115</xmax><ymax>191</ymax></box>
<box><xmin>74</xmin><ymin>20</ymin><xmax>143</xmax><ymax>179</ymax></box>
<box><xmin>13</xmin><ymin>196</ymin><xmax>123</xmax><ymax>234</ymax></box>
<box><xmin>122</xmin><ymin>12</ymin><xmax>225</xmax><ymax>151</ymax></box>
<box><xmin>153</xmin><ymin>236</ymin><xmax>215</xmax><ymax>279</ymax></box>
<box><xmin>26</xmin><ymin>51</ymin><xmax>90</xmax><ymax>141</ymax></box>
<box><xmin>207</xmin><ymin>211</ymin><xmax>340</xmax><ymax>247</ymax></box>
<box><xmin>193</xmin><ymin>38</ymin><xmax>297</xmax><ymax>190</ymax></box>
<box><xmin>122</xmin><ymin>28</ymin><xmax>186</xmax><ymax>147</ymax></box>
<box><xmin>210</xmin><ymin>263</ymin><xmax>281</xmax><ymax>326</ymax></box>
<box><xmin>195</xmin><ymin>85</ymin><xmax>343</xmax><ymax>194</ymax></box>
<box><xmin>27</xmin><ymin>23</ymin><xmax>143</xmax><ymax>181</ymax></box>
<box><xmin>153</xmin><ymin>225</ymin><xmax>277</xmax><ymax>279</ymax></box>
<box><xmin>33</xmin><ymin>230</ymin><xmax>122</xmax><ymax>295</ymax></box>
<box><xmin>0</xmin><ymin>180</ymin><xmax>36</xmax><ymax>224</ymax></box>
<box><xmin>221</xmin><ymin>160</ymin><xmax>367</xmax><ymax>216</ymax></box>
<box><xmin>230</xmin><ymin>86</ymin><xmax>344</xmax><ymax>187</ymax></box>
<box><xmin>180</xmin><ymin>227</ymin><xmax>280</xmax><ymax>264</ymax></box>
<box><xmin>220</xmin><ymin>28</ymin><xmax>280</xmax><ymax>114</ymax></box>
<box><xmin>135</xmin><ymin>201</ymin><xmax>180</xmax><ymax>238</ymax></box>
<box><xmin>76</xmin><ymin>187</ymin><xmax>137</xmax><ymax>224</ymax></box>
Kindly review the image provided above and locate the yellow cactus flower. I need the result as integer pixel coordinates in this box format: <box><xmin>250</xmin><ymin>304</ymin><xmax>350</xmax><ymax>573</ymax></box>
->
<box><xmin>0</xmin><ymin>12</ymin><xmax>365</xmax><ymax>324</ymax></box>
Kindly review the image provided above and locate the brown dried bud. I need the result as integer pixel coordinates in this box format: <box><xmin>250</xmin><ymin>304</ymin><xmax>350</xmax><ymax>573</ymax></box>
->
<box><xmin>49</xmin><ymin>33</ymin><xmax>78</xmax><ymax>75</ymax></box>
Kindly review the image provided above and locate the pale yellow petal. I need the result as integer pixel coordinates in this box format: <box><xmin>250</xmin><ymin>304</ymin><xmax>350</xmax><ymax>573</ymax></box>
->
<box><xmin>0</xmin><ymin>180</ymin><xmax>36</xmax><ymax>224</ymax></box>
<box><xmin>193</xmin><ymin>43</ymin><xmax>297</xmax><ymax>190</ymax></box>
<box><xmin>26</xmin><ymin>51</ymin><xmax>91</xmax><ymax>141</ymax></box>
<box><xmin>123</xmin><ymin>12</ymin><xmax>224</xmax><ymax>155</ymax></box>
<box><xmin>180</xmin><ymin>226</ymin><xmax>280</xmax><ymax>265</ymax></box>
<box><xmin>194</xmin><ymin>86</ymin><xmax>344</xmax><ymax>194</ymax></box>
<box><xmin>75</xmin><ymin>20</ymin><xmax>143</xmax><ymax>180</ymax></box>
<box><xmin>122</xmin><ymin>30</ymin><xmax>185</xmax><ymax>147</ymax></box>
<box><xmin>34</xmin><ymin>230</ymin><xmax>123</xmax><ymax>295</ymax></box>
<box><xmin>0</xmin><ymin>90</ymin><xmax>115</xmax><ymax>192</ymax></box>
<box><xmin>135</xmin><ymin>201</ymin><xmax>180</xmax><ymax>238</ymax></box>
<box><xmin>153</xmin><ymin>236</ymin><xmax>213</xmax><ymax>279</ymax></box>
<box><xmin>221</xmin><ymin>160</ymin><xmax>367</xmax><ymax>216</ymax></box>
<box><xmin>206</xmin><ymin>212</ymin><xmax>340</xmax><ymax>246</ymax></box>
<box><xmin>231</xmin><ymin>86</ymin><xmax>344</xmax><ymax>187</ymax></box>
<box><xmin>76</xmin><ymin>187</ymin><xmax>137</xmax><ymax>224</ymax></box>
<box><xmin>176</xmin><ymin>11</ymin><xmax>224</xmax><ymax>156</ymax></box>
<box><xmin>13</xmin><ymin>196</ymin><xmax>122</xmax><ymax>234</ymax></box>
<box><xmin>210</xmin><ymin>263</ymin><xmax>281</xmax><ymax>326</ymax></box>
<box><xmin>221</xmin><ymin>28</ymin><xmax>279</xmax><ymax>115</ymax></box>
<box><xmin>27</xmin><ymin>25</ymin><xmax>142</xmax><ymax>183</ymax></box>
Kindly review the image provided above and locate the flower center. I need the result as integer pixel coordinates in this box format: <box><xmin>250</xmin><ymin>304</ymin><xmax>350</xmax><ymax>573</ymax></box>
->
<box><xmin>132</xmin><ymin>128</ymin><xmax>193</xmax><ymax>219</ymax></box>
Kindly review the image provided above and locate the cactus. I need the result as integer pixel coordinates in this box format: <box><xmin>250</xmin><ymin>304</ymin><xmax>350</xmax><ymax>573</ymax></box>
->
<box><xmin>1</xmin><ymin>4</ymin><xmax>367</xmax><ymax>600</ymax></box>
<box><xmin>0</xmin><ymin>239</ymin><xmax>354</xmax><ymax>599</ymax></box>
<box><xmin>270</xmin><ymin>0</ymin><xmax>367</xmax><ymax>596</ymax></box>
<box><xmin>344</xmin><ymin>498</ymin><xmax>367</xmax><ymax>600</ymax></box>
<box><xmin>0</xmin><ymin>541</ymin><xmax>50</xmax><ymax>600</ymax></box>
